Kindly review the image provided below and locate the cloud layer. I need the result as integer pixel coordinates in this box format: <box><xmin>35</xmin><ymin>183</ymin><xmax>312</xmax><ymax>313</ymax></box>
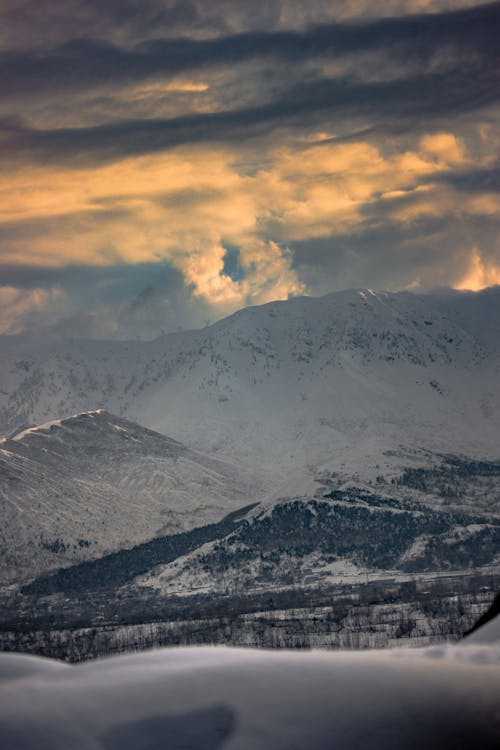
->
<box><xmin>0</xmin><ymin>1</ymin><xmax>498</xmax><ymax>337</ymax></box>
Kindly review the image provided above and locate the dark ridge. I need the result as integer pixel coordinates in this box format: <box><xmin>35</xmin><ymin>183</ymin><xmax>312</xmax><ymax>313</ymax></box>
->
<box><xmin>180</xmin><ymin>494</ymin><xmax>500</xmax><ymax>589</ymax></box>
<box><xmin>21</xmin><ymin>503</ymin><xmax>258</xmax><ymax>597</ymax></box>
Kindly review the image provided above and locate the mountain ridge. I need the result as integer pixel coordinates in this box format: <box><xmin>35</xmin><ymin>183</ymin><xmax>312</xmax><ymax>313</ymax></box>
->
<box><xmin>1</xmin><ymin>286</ymin><xmax>499</xmax><ymax>497</ymax></box>
<box><xmin>0</xmin><ymin>409</ymin><xmax>257</xmax><ymax>583</ymax></box>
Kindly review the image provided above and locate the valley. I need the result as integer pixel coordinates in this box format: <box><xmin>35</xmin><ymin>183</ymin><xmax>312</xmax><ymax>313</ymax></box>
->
<box><xmin>2</xmin><ymin>571</ymin><xmax>497</xmax><ymax>662</ymax></box>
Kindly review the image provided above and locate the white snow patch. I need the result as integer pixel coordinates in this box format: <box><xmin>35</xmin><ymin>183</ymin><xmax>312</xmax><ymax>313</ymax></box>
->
<box><xmin>11</xmin><ymin>418</ymin><xmax>63</xmax><ymax>441</ymax></box>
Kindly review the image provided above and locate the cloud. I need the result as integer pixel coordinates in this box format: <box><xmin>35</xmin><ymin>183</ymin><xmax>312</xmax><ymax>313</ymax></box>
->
<box><xmin>0</xmin><ymin>262</ymin><xmax>216</xmax><ymax>339</ymax></box>
<box><xmin>2</xmin><ymin>2</ymin><xmax>498</xmax><ymax>92</ymax></box>
<box><xmin>0</xmin><ymin>247</ymin><xmax>302</xmax><ymax>339</ymax></box>
<box><xmin>0</xmin><ymin>2</ymin><xmax>498</xmax><ymax>336</ymax></box>
<box><xmin>436</xmin><ymin>166</ymin><xmax>500</xmax><ymax>193</ymax></box>
<box><xmin>0</xmin><ymin>134</ymin><xmax>474</xmax><ymax>265</ymax></box>
<box><xmin>0</xmin><ymin>3</ymin><xmax>498</xmax><ymax>160</ymax></box>
<box><xmin>0</xmin><ymin>1</ymin><xmax>207</xmax><ymax>51</ymax></box>
<box><xmin>0</xmin><ymin>286</ymin><xmax>63</xmax><ymax>334</ymax></box>
<box><xmin>175</xmin><ymin>238</ymin><xmax>304</xmax><ymax>310</ymax></box>
<box><xmin>0</xmin><ymin>124</ymin><xmax>498</xmax><ymax>333</ymax></box>
<box><xmin>2</xmin><ymin>62</ymin><xmax>498</xmax><ymax>167</ymax></box>
<box><xmin>0</xmin><ymin>2</ymin><xmax>491</xmax><ymax>54</ymax></box>
<box><xmin>419</xmin><ymin>133</ymin><xmax>466</xmax><ymax>165</ymax></box>
<box><xmin>454</xmin><ymin>246</ymin><xmax>500</xmax><ymax>290</ymax></box>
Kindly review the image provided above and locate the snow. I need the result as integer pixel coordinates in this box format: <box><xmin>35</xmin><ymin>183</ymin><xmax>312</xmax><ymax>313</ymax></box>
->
<box><xmin>0</xmin><ymin>288</ymin><xmax>498</xmax><ymax>746</ymax></box>
<box><xmin>1</xmin><ymin>288</ymin><xmax>499</xmax><ymax>498</ymax></box>
<box><xmin>6</xmin><ymin>411</ymin><xmax>106</xmax><ymax>442</ymax></box>
<box><xmin>0</xmin><ymin>639</ymin><xmax>498</xmax><ymax>749</ymax></box>
<box><xmin>465</xmin><ymin>615</ymin><xmax>500</xmax><ymax>645</ymax></box>
<box><xmin>0</xmin><ymin>287</ymin><xmax>499</xmax><ymax>586</ymax></box>
<box><xmin>0</xmin><ymin>411</ymin><xmax>257</xmax><ymax>582</ymax></box>
<box><xmin>8</xmin><ymin>418</ymin><xmax>63</xmax><ymax>441</ymax></box>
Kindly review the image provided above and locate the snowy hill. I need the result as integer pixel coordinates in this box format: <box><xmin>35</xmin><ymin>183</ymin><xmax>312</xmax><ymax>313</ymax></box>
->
<box><xmin>19</xmin><ymin>466</ymin><xmax>499</xmax><ymax>600</ymax></box>
<box><xmin>0</xmin><ymin>411</ymin><xmax>256</xmax><ymax>583</ymax></box>
<box><xmin>127</xmin><ymin>486</ymin><xmax>499</xmax><ymax>598</ymax></box>
<box><xmin>0</xmin><ymin>287</ymin><xmax>499</xmax><ymax>500</ymax></box>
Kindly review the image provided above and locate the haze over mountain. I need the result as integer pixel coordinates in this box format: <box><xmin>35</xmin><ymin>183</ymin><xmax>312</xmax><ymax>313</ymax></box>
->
<box><xmin>1</xmin><ymin>287</ymin><xmax>499</xmax><ymax>494</ymax></box>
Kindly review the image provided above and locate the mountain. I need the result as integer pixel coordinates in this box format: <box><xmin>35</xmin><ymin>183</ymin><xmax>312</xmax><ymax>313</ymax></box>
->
<box><xmin>0</xmin><ymin>410</ymin><xmax>256</xmax><ymax>583</ymax></box>
<box><xmin>1</xmin><ymin>287</ymin><xmax>499</xmax><ymax>501</ymax></box>
<box><xmin>24</xmin><ymin>481</ymin><xmax>499</xmax><ymax>599</ymax></box>
<box><xmin>1</xmin><ymin>287</ymin><xmax>499</xmax><ymax>591</ymax></box>
<box><xmin>128</xmin><ymin>468</ymin><xmax>499</xmax><ymax>598</ymax></box>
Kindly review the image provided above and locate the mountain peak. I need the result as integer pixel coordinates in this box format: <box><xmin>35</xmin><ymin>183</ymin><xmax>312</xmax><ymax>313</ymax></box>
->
<box><xmin>0</xmin><ymin>410</ymin><xmax>255</xmax><ymax>583</ymax></box>
<box><xmin>5</xmin><ymin>409</ymin><xmax>110</xmax><ymax>442</ymax></box>
<box><xmin>0</xmin><ymin>286</ymin><xmax>498</xmax><ymax>495</ymax></box>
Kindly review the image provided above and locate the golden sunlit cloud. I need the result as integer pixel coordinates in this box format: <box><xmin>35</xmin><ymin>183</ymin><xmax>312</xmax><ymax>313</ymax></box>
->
<box><xmin>0</xmin><ymin>0</ymin><xmax>497</xmax><ymax>339</ymax></box>
<box><xmin>127</xmin><ymin>81</ymin><xmax>210</xmax><ymax>96</ymax></box>
<box><xmin>419</xmin><ymin>132</ymin><xmax>466</xmax><ymax>165</ymax></box>
<box><xmin>0</xmin><ymin>128</ymin><xmax>497</xmax><ymax>320</ymax></box>
<box><xmin>177</xmin><ymin>238</ymin><xmax>305</xmax><ymax>310</ymax></box>
<box><xmin>454</xmin><ymin>247</ymin><xmax>500</xmax><ymax>292</ymax></box>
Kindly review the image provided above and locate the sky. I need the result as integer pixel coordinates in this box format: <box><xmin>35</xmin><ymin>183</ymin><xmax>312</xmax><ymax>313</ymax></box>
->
<box><xmin>0</xmin><ymin>0</ymin><xmax>499</xmax><ymax>338</ymax></box>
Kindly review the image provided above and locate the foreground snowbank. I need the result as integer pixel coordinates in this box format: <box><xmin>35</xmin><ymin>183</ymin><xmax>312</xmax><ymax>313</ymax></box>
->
<box><xmin>0</xmin><ymin>638</ymin><xmax>499</xmax><ymax>749</ymax></box>
<box><xmin>466</xmin><ymin>596</ymin><xmax>500</xmax><ymax>644</ymax></box>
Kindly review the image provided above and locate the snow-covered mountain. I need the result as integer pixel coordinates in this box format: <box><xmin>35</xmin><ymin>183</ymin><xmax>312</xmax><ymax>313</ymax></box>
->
<box><xmin>0</xmin><ymin>410</ymin><xmax>256</xmax><ymax>582</ymax></box>
<box><xmin>16</xmin><ymin>455</ymin><xmax>499</xmax><ymax>599</ymax></box>
<box><xmin>1</xmin><ymin>287</ymin><xmax>499</xmax><ymax>500</ymax></box>
<box><xmin>1</xmin><ymin>286</ymin><xmax>499</xmax><ymax>586</ymax></box>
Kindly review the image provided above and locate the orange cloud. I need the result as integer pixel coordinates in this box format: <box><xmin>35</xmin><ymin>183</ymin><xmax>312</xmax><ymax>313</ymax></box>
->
<box><xmin>419</xmin><ymin>132</ymin><xmax>466</xmax><ymax>165</ymax></box>
<box><xmin>454</xmin><ymin>248</ymin><xmax>500</xmax><ymax>292</ymax></box>
<box><xmin>177</xmin><ymin>237</ymin><xmax>305</xmax><ymax>311</ymax></box>
<box><xmin>254</xmin><ymin>134</ymin><xmax>467</xmax><ymax>241</ymax></box>
<box><xmin>0</xmin><ymin>131</ymin><xmax>477</xmax><ymax>265</ymax></box>
<box><xmin>127</xmin><ymin>81</ymin><xmax>210</xmax><ymax>96</ymax></box>
<box><xmin>0</xmin><ymin>128</ymin><xmax>495</xmax><ymax>313</ymax></box>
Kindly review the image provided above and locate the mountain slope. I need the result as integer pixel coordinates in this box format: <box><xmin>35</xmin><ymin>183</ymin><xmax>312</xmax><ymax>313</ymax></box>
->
<box><xmin>0</xmin><ymin>287</ymin><xmax>499</xmax><ymax>501</ymax></box>
<box><xmin>0</xmin><ymin>410</ymin><xmax>257</xmax><ymax>583</ymax></box>
<box><xmin>126</xmin><ymin>485</ymin><xmax>500</xmax><ymax>597</ymax></box>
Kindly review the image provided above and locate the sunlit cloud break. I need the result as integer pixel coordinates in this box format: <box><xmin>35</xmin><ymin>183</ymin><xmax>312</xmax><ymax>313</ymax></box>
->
<box><xmin>0</xmin><ymin>0</ymin><xmax>498</xmax><ymax>338</ymax></box>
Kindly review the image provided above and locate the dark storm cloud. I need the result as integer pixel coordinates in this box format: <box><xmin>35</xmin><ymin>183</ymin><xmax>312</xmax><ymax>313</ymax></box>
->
<box><xmin>291</xmin><ymin>214</ymin><xmax>500</xmax><ymax>294</ymax></box>
<box><xmin>2</xmin><ymin>64</ymin><xmax>498</xmax><ymax>165</ymax></box>
<box><xmin>0</xmin><ymin>261</ymin><xmax>213</xmax><ymax>338</ymax></box>
<box><xmin>1</xmin><ymin>2</ymin><xmax>498</xmax><ymax>98</ymax></box>
<box><xmin>0</xmin><ymin>2</ymin><xmax>497</xmax><ymax>166</ymax></box>
<box><xmin>0</xmin><ymin>0</ymin><xmax>210</xmax><ymax>51</ymax></box>
<box><xmin>436</xmin><ymin>167</ymin><xmax>500</xmax><ymax>193</ymax></box>
<box><xmin>0</xmin><ymin>261</ymin><xmax>173</xmax><ymax>292</ymax></box>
